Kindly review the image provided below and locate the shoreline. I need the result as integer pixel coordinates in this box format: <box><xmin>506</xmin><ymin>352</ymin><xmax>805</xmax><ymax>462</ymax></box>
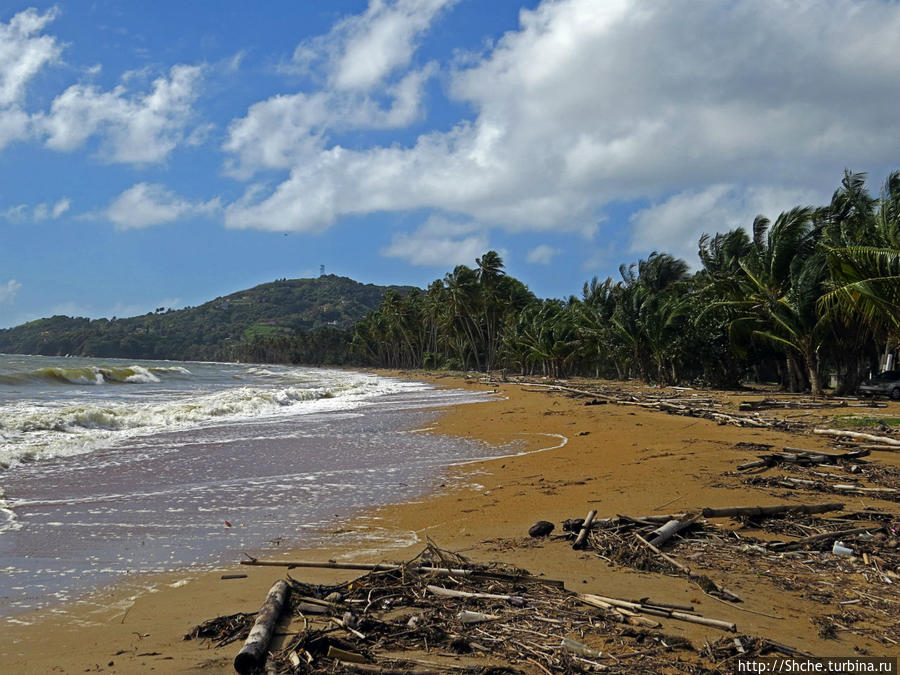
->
<box><xmin>3</xmin><ymin>372</ymin><xmax>899</xmax><ymax>672</ymax></box>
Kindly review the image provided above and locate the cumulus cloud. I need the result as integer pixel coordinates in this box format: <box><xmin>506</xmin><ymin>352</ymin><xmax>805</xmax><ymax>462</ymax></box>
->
<box><xmin>39</xmin><ymin>65</ymin><xmax>203</xmax><ymax>164</ymax></box>
<box><xmin>381</xmin><ymin>216</ymin><xmax>489</xmax><ymax>266</ymax></box>
<box><xmin>224</xmin><ymin>0</ymin><xmax>452</xmax><ymax>178</ymax></box>
<box><xmin>224</xmin><ymin>0</ymin><xmax>900</xmax><ymax>257</ymax></box>
<box><xmin>105</xmin><ymin>183</ymin><xmax>220</xmax><ymax>229</ymax></box>
<box><xmin>0</xmin><ymin>279</ymin><xmax>22</xmax><ymax>304</ymax></box>
<box><xmin>289</xmin><ymin>0</ymin><xmax>456</xmax><ymax>90</ymax></box>
<box><xmin>630</xmin><ymin>184</ymin><xmax>823</xmax><ymax>265</ymax></box>
<box><xmin>526</xmin><ymin>244</ymin><xmax>561</xmax><ymax>265</ymax></box>
<box><xmin>0</xmin><ymin>8</ymin><xmax>61</xmax><ymax>107</ymax></box>
<box><xmin>0</xmin><ymin>8</ymin><xmax>61</xmax><ymax>150</ymax></box>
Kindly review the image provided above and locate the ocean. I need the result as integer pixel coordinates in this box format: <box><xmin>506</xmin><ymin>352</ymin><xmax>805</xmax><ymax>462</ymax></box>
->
<box><xmin>0</xmin><ymin>354</ymin><xmax>508</xmax><ymax>619</ymax></box>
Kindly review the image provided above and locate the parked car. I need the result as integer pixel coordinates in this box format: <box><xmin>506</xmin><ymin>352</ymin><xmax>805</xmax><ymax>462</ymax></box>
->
<box><xmin>858</xmin><ymin>370</ymin><xmax>900</xmax><ymax>399</ymax></box>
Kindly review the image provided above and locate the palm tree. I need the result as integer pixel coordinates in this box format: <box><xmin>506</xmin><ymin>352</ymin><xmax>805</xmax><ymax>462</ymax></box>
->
<box><xmin>476</xmin><ymin>250</ymin><xmax>506</xmax><ymax>371</ymax></box>
<box><xmin>707</xmin><ymin>208</ymin><xmax>830</xmax><ymax>394</ymax></box>
<box><xmin>822</xmin><ymin>172</ymin><xmax>900</xmax><ymax>338</ymax></box>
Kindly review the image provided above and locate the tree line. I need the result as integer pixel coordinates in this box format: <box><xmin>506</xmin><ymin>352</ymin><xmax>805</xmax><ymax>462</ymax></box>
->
<box><xmin>351</xmin><ymin>170</ymin><xmax>900</xmax><ymax>395</ymax></box>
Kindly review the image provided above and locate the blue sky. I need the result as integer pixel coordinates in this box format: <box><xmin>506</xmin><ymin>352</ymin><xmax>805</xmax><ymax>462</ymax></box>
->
<box><xmin>1</xmin><ymin>0</ymin><xmax>900</xmax><ymax>328</ymax></box>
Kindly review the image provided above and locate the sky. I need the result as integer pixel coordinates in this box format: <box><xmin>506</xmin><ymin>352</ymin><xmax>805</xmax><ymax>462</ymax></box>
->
<box><xmin>1</xmin><ymin>0</ymin><xmax>900</xmax><ymax>328</ymax></box>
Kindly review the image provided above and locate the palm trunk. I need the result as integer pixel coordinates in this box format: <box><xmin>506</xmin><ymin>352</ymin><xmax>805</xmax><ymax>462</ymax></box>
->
<box><xmin>804</xmin><ymin>345</ymin><xmax>824</xmax><ymax>397</ymax></box>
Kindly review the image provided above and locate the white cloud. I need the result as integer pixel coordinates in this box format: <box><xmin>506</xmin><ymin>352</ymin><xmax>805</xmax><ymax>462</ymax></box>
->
<box><xmin>224</xmin><ymin>0</ymin><xmax>900</xmax><ymax>250</ymax></box>
<box><xmin>289</xmin><ymin>0</ymin><xmax>456</xmax><ymax>91</ymax></box>
<box><xmin>0</xmin><ymin>8</ymin><xmax>61</xmax><ymax>150</ymax></box>
<box><xmin>0</xmin><ymin>8</ymin><xmax>61</xmax><ymax>108</ymax></box>
<box><xmin>105</xmin><ymin>183</ymin><xmax>220</xmax><ymax>229</ymax></box>
<box><xmin>0</xmin><ymin>279</ymin><xmax>22</xmax><ymax>303</ymax></box>
<box><xmin>39</xmin><ymin>64</ymin><xmax>203</xmax><ymax>164</ymax></box>
<box><xmin>2</xmin><ymin>197</ymin><xmax>70</xmax><ymax>223</ymax></box>
<box><xmin>224</xmin><ymin>0</ymin><xmax>453</xmax><ymax>178</ymax></box>
<box><xmin>224</xmin><ymin>63</ymin><xmax>436</xmax><ymax>178</ymax></box>
<box><xmin>526</xmin><ymin>244</ymin><xmax>561</xmax><ymax>265</ymax></box>
<box><xmin>32</xmin><ymin>197</ymin><xmax>71</xmax><ymax>221</ymax></box>
<box><xmin>51</xmin><ymin>197</ymin><xmax>71</xmax><ymax>218</ymax></box>
<box><xmin>381</xmin><ymin>216</ymin><xmax>489</xmax><ymax>266</ymax></box>
<box><xmin>629</xmin><ymin>184</ymin><xmax>823</xmax><ymax>265</ymax></box>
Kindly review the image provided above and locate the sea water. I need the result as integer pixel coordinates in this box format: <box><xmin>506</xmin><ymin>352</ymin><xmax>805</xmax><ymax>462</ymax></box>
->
<box><xmin>0</xmin><ymin>354</ymin><xmax>505</xmax><ymax>618</ymax></box>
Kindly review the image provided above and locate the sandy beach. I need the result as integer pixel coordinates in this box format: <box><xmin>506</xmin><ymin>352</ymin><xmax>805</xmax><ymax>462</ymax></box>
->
<box><xmin>3</xmin><ymin>372</ymin><xmax>899</xmax><ymax>673</ymax></box>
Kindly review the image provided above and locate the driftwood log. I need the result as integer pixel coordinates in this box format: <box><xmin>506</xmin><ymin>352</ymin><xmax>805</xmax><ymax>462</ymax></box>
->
<box><xmin>700</xmin><ymin>503</ymin><xmax>843</xmax><ymax>519</ymax></box>
<box><xmin>234</xmin><ymin>579</ymin><xmax>289</xmax><ymax>675</ymax></box>
<box><xmin>573</xmin><ymin>509</ymin><xmax>598</xmax><ymax>550</ymax></box>
<box><xmin>647</xmin><ymin>513</ymin><xmax>700</xmax><ymax>548</ymax></box>
<box><xmin>813</xmin><ymin>428</ymin><xmax>900</xmax><ymax>446</ymax></box>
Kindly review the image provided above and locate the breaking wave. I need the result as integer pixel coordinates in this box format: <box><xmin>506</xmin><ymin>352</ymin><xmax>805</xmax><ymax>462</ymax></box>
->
<box><xmin>0</xmin><ymin>364</ymin><xmax>192</xmax><ymax>387</ymax></box>
<box><xmin>0</xmin><ymin>385</ymin><xmax>336</xmax><ymax>467</ymax></box>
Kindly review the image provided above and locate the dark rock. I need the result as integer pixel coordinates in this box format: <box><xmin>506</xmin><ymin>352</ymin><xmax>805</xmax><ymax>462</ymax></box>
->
<box><xmin>528</xmin><ymin>520</ymin><xmax>555</xmax><ymax>537</ymax></box>
<box><xmin>562</xmin><ymin>518</ymin><xmax>584</xmax><ymax>532</ymax></box>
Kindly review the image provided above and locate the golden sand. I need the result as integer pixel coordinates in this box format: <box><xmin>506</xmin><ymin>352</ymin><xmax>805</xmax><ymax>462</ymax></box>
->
<box><xmin>3</xmin><ymin>373</ymin><xmax>897</xmax><ymax>672</ymax></box>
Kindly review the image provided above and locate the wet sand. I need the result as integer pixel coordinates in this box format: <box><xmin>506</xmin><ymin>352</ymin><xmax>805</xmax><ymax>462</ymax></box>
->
<box><xmin>3</xmin><ymin>373</ymin><xmax>898</xmax><ymax>673</ymax></box>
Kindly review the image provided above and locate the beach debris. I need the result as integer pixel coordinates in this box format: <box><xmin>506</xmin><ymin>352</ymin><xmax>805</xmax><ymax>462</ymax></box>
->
<box><xmin>813</xmin><ymin>428</ymin><xmax>900</xmax><ymax>447</ymax></box>
<box><xmin>528</xmin><ymin>520</ymin><xmax>554</xmax><ymax>537</ymax></box>
<box><xmin>576</xmin><ymin>593</ymin><xmax>737</xmax><ymax>632</ymax></box>
<box><xmin>832</xmin><ymin>541</ymin><xmax>853</xmax><ymax>556</ymax></box>
<box><xmin>700</xmin><ymin>503</ymin><xmax>844</xmax><ymax>519</ymax></box>
<box><xmin>572</xmin><ymin>509</ymin><xmax>597</xmax><ymax>549</ymax></box>
<box><xmin>560</xmin><ymin>636</ymin><xmax>603</xmax><ymax>658</ymax></box>
<box><xmin>189</xmin><ymin>543</ymin><xmax>774</xmax><ymax>673</ymax></box>
<box><xmin>737</xmin><ymin>448</ymin><xmax>870</xmax><ymax>471</ymax></box>
<box><xmin>233</xmin><ymin>579</ymin><xmax>290</xmax><ymax>675</ymax></box>
<box><xmin>184</xmin><ymin>611</ymin><xmax>256</xmax><ymax>647</ymax></box>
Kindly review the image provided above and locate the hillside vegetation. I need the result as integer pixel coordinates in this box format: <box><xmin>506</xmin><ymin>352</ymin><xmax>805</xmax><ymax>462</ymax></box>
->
<box><xmin>0</xmin><ymin>275</ymin><xmax>414</xmax><ymax>363</ymax></box>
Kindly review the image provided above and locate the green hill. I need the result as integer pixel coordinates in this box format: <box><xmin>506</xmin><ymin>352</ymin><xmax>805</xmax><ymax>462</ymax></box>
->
<box><xmin>0</xmin><ymin>275</ymin><xmax>417</xmax><ymax>362</ymax></box>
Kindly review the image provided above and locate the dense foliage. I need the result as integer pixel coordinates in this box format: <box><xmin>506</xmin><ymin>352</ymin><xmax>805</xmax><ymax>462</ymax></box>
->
<box><xmin>0</xmin><ymin>275</ymin><xmax>413</xmax><ymax>363</ymax></box>
<box><xmin>353</xmin><ymin>171</ymin><xmax>900</xmax><ymax>394</ymax></box>
<box><xmin>4</xmin><ymin>170</ymin><xmax>899</xmax><ymax>393</ymax></box>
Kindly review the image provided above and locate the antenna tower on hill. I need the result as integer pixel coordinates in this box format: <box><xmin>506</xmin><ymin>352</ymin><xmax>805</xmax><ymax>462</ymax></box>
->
<box><xmin>320</xmin><ymin>264</ymin><xmax>325</xmax><ymax>277</ymax></box>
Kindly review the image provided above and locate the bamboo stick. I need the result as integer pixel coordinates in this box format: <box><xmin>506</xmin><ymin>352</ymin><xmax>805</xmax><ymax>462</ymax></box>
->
<box><xmin>576</xmin><ymin>593</ymin><xmax>736</xmax><ymax>632</ymax></box>
<box><xmin>241</xmin><ymin>560</ymin><xmax>472</xmax><ymax>575</ymax></box>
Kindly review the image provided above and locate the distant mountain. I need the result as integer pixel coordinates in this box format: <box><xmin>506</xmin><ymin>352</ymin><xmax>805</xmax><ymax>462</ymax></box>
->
<box><xmin>0</xmin><ymin>275</ymin><xmax>417</xmax><ymax>362</ymax></box>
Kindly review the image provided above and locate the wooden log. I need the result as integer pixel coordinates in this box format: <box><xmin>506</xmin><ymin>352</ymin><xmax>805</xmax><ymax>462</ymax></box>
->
<box><xmin>782</xmin><ymin>447</ymin><xmax>870</xmax><ymax>461</ymax></box>
<box><xmin>647</xmin><ymin>513</ymin><xmax>701</xmax><ymax>548</ymax></box>
<box><xmin>701</xmin><ymin>503</ymin><xmax>844</xmax><ymax>519</ymax></box>
<box><xmin>234</xmin><ymin>579</ymin><xmax>289</xmax><ymax>675</ymax></box>
<box><xmin>573</xmin><ymin>510</ymin><xmax>597</xmax><ymax>550</ymax></box>
<box><xmin>813</xmin><ymin>428</ymin><xmax>900</xmax><ymax>446</ymax></box>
